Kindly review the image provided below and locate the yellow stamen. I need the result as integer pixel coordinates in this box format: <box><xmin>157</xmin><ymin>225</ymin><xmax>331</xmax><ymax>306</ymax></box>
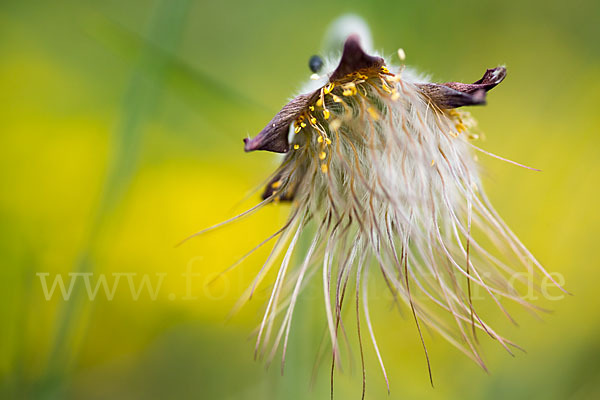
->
<box><xmin>341</xmin><ymin>82</ymin><xmax>357</xmax><ymax>96</ymax></box>
<box><xmin>319</xmin><ymin>151</ymin><xmax>326</xmax><ymax>160</ymax></box>
<box><xmin>380</xmin><ymin>79</ymin><xmax>393</xmax><ymax>93</ymax></box>
<box><xmin>325</xmin><ymin>138</ymin><xmax>332</xmax><ymax>145</ymax></box>
<box><xmin>323</xmin><ymin>109</ymin><xmax>330</xmax><ymax>119</ymax></box>
<box><xmin>271</xmin><ymin>180</ymin><xmax>282</xmax><ymax>189</ymax></box>
<box><xmin>324</xmin><ymin>83</ymin><xmax>335</xmax><ymax>94</ymax></box>
<box><xmin>321</xmin><ymin>163</ymin><xmax>328</xmax><ymax>173</ymax></box>
<box><xmin>317</xmin><ymin>136</ymin><xmax>323</xmax><ymax>143</ymax></box>
<box><xmin>294</xmin><ymin>125</ymin><xmax>302</xmax><ymax>133</ymax></box>
<box><xmin>293</xmin><ymin>144</ymin><xmax>300</xmax><ymax>150</ymax></box>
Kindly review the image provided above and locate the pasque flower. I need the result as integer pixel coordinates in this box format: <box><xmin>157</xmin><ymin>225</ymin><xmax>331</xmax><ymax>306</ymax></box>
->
<box><xmin>189</xmin><ymin>16</ymin><xmax>565</xmax><ymax>395</ymax></box>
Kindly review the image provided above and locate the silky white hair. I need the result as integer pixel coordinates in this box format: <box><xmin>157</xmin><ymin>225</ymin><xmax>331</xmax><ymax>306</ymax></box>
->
<box><xmin>186</xmin><ymin>15</ymin><xmax>564</xmax><ymax>397</ymax></box>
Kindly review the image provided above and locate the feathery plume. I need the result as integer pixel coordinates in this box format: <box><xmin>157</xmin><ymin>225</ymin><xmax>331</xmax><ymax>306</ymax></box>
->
<box><xmin>188</xmin><ymin>15</ymin><xmax>565</xmax><ymax>395</ymax></box>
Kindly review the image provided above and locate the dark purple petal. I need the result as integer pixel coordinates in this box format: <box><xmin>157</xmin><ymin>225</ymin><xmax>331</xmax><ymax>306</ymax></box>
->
<box><xmin>243</xmin><ymin>91</ymin><xmax>319</xmax><ymax>153</ymax></box>
<box><xmin>417</xmin><ymin>67</ymin><xmax>506</xmax><ymax>109</ymax></box>
<box><xmin>417</xmin><ymin>84</ymin><xmax>487</xmax><ymax>108</ymax></box>
<box><xmin>330</xmin><ymin>34</ymin><xmax>385</xmax><ymax>81</ymax></box>
<box><xmin>244</xmin><ymin>34</ymin><xmax>384</xmax><ymax>154</ymax></box>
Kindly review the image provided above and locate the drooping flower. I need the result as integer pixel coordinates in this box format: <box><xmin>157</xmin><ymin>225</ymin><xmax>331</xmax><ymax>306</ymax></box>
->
<box><xmin>187</xmin><ymin>16</ymin><xmax>565</xmax><ymax>395</ymax></box>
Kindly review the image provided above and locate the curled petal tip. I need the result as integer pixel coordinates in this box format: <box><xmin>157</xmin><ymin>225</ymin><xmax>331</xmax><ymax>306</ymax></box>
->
<box><xmin>243</xmin><ymin>91</ymin><xmax>318</xmax><ymax>154</ymax></box>
<box><xmin>445</xmin><ymin>66</ymin><xmax>507</xmax><ymax>94</ymax></box>
<box><xmin>417</xmin><ymin>66</ymin><xmax>507</xmax><ymax>109</ymax></box>
<box><xmin>478</xmin><ymin>67</ymin><xmax>507</xmax><ymax>85</ymax></box>
<box><xmin>242</xmin><ymin>137</ymin><xmax>253</xmax><ymax>152</ymax></box>
<box><xmin>243</xmin><ymin>128</ymin><xmax>289</xmax><ymax>153</ymax></box>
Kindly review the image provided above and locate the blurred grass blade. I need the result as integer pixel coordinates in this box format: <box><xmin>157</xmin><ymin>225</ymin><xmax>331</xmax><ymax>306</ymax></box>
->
<box><xmin>39</xmin><ymin>0</ymin><xmax>192</xmax><ymax>396</ymax></box>
<box><xmin>84</xmin><ymin>13</ymin><xmax>267</xmax><ymax>116</ymax></box>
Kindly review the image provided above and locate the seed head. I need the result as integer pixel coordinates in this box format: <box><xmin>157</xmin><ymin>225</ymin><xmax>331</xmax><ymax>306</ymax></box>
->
<box><xmin>192</xmin><ymin>16</ymin><xmax>566</xmax><ymax>395</ymax></box>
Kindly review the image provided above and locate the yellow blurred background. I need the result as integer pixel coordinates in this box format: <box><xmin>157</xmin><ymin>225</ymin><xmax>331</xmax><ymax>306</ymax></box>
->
<box><xmin>1</xmin><ymin>0</ymin><xmax>599</xmax><ymax>398</ymax></box>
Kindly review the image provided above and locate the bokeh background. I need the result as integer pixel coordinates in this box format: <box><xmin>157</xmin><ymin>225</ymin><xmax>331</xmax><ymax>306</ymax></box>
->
<box><xmin>1</xmin><ymin>0</ymin><xmax>599</xmax><ymax>398</ymax></box>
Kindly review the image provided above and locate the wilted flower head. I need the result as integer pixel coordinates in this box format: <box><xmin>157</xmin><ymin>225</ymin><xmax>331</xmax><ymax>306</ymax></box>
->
<box><xmin>188</xmin><ymin>15</ymin><xmax>565</xmax><ymax>395</ymax></box>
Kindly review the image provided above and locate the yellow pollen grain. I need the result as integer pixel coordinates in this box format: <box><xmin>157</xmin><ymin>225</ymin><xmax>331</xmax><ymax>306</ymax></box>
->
<box><xmin>367</xmin><ymin>107</ymin><xmax>380</xmax><ymax>120</ymax></box>
<box><xmin>319</xmin><ymin>151</ymin><xmax>326</xmax><ymax>160</ymax></box>
<box><xmin>294</xmin><ymin>125</ymin><xmax>302</xmax><ymax>133</ymax></box>
<box><xmin>310</xmin><ymin>117</ymin><xmax>317</xmax><ymax>124</ymax></box>
<box><xmin>316</xmin><ymin>98</ymin><xmax>323</xmax><ymax>107</ymax></box>
<box><xmin>325</xmin><ymin>138</ymin><xmax>332</xmax><ymax>145</ymax></box>
<box><xmin>323</xmin><ymin>109</ymin><xmax>330</xmax><ymax>119</ymax></box>
<box><xmin>317</xmin><ymin>136</ymin><xmax>323</xmax><ymax>143</ymax></box>
<box><xmin>300</xmin><ymin>122</ymin><xmax>307</xmax><ymax>128</ymax></box>
<box><xmin>293</xmin><ymin>144</ymin><xmax>300</xmax><ymax>150</ymax></box>
<box><xmin>321</xmin><ymin>163</ymin><xmax>328</xmax><ymax>173</ymax></box>
<box><xmin>271</xmin><ymin>180</ymin><xmax>282</xmax><ymax>189</ymax></box>
<box><xmin>309</xmin><ymin>105</ymin><xmax>315</xmax><ymax>111</ymax></box>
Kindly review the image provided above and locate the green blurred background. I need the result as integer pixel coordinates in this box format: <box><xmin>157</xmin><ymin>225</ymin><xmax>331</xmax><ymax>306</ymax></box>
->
<box><xmin>1</xmin><ymin>0</ymin><xmax>599</xmax><ymax>398</ymax></box>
